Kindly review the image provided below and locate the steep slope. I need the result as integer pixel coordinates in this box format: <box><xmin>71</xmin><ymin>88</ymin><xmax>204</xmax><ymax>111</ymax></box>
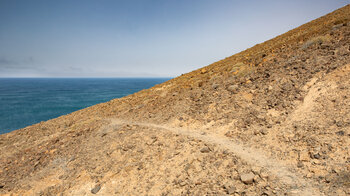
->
<box><xmin>1</xmin><ymin>5</ymin><xmax>350</xmax><ymax>196</ymax></box>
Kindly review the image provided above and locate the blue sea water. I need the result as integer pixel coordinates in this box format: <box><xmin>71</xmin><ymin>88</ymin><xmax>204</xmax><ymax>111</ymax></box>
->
<box><xmin>0</xmin><ymin>78</ymin><xmax>170</xmax><ymax>134</ymax></box>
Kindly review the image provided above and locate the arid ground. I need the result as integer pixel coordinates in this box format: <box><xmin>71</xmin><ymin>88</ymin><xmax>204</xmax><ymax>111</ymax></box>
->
<box><xmin>1</xmin><ymin>5</ymin><xmax>350</xmax><ymax>196</ymax></box>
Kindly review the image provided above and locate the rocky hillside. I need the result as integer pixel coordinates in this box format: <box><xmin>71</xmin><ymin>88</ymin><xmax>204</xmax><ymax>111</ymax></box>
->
<box><xmin>1</xmin><ymin>5</ymin><xmax>350</xmax><ymax>196</ymax></box>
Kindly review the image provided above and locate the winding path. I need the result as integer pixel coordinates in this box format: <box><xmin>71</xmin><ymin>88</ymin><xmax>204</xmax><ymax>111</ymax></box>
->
<box><xmin>108</xmin><ymin>118</ymin><xmax>322</xmax><ymax>196</ymax></box>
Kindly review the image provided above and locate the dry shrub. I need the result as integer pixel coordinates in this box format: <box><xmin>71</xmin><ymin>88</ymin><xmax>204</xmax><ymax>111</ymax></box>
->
<box><xmin>301</xmin><ymin>35</ymin><xmax>331</xmax><ymax>49</ymax></box>
<box><xmin>230</xmin><ymin>62</ymin><xmax>255</xmax><ymax>77</ymax></box>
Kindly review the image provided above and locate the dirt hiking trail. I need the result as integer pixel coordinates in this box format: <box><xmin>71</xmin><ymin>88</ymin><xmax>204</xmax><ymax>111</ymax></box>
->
<box><xmin>109</xmin><ymin>118</ymin><xmax>323</xmax><ymax>196</ymax></box>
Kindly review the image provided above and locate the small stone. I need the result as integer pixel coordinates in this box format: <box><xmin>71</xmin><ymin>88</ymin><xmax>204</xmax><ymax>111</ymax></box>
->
<box><xmin>332</xmin><ymin>23</ymin><xmax>343</xmax><ymax>30</ymax></box>
<box><xmin>325</xmin><ymin>174</ymin><xmax>336</xmax><ymax>183</ymax></box>
<box><xmin>289</xmin><ymin>190</ymin><xmax>302</xmax><ymax>195</ymax></box>
<box><xmin>136</xmin><ymin>104</ymin><xmax>144</xmax><ymax>109</ymax></box>
<box><xmin>336</xmin><ymin>131</ymin><xmax>345</xmax><ymax>136</ymax></box>
<box><xmin>253</xmin><ymin>175</ymin><xmax>260</xmax><ymax>183</ymax></box>
<box><xmin>222</xmin><ymin>150</ymin><xmax>229</xmax><ymax>155</ymax></box>
<box><xmin>312</xmin><ymin>159</ymin><xmax>320</xmax><ymax>165</ymax></box>
<box><xmin>260</xmin><ymin>172</ymin><xmax>269</xmax><ymax>180</ymax></box>
<box><xmin>91</xmin><ymin>184</ymin><xmax>101</xmax><ymax>194</ymax></box>
<box><xmin>227</xmin><ymin>85</ymin><xmax>239</xmax><ymax>93</ymax></box>
<box><xmin>251</xmin><ymin>166</ymin><xmax>260</xmax><ymax>174</ymax></box>
<box><xmin>297</xmin><ymin>161</ymin><xmax>304</xmax><ymax>168</ymax></box>
<box><xmin>212</xmin><ymin>84</ymin><xmax>219</xmax><ymax>90</ymax></box>
<box><xmin>240</xmin><ymin>172</ymin><xmax>255</xmax><ymax>184</ymax></box>
<box><xmin>200</xmin><ymin>146</ymin><xmax>210</xmax><ymax>153</ymax></box>
<box><xmin>260</xmin><ymin>129</ymin><xmax>268</xmax><ymax>135</ymax></box>
<box><xmin>227</xmin><ymin>186</ymin><xmax>236</xmax><ymax>194</ymax></box>
<box><xmin>312</xmin><ymin>153</ymin><xmax>321</xmax><ymax>159</ymax></box>
<box><xmin>179</xmin><ymin>180</ymin><xmax>186</xmax><ymax>186</ymax></box>
<box><xmin>299</xmin><ymin>151</ymin><xmax>310</xmax><ymax>161</ymax></box>
<box><xmin>146</xmin><ymin>138</ymin><xmax>157</xmax><ymax>145</ymax></box>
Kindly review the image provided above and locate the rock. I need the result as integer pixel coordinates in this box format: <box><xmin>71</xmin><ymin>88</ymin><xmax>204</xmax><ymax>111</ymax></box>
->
<box><xmin>299</xmin><ymin>151</ymin><xmax>310</xmax><ymax>161</ymax></box>
<box><xmin>288</xmin><ymin>189</ymin><xmax>302</xmax><ymax>195</ymax></box>
<box><xmin>336</xmin><ymin>46</ymin><xmax>349</xmax><ymax>56</ymax></box>
<box><xmin>253</xmin><ymin>130</ymin><xmax>260</xmax><ymax>135</ymax></box>
<box><xmin>198</xmin><ymin>81</ymin><xmax>203</xmax><ymax>87</ymax></box>
<box><xmin>0</xmin><ymin>185</ymin><xmax>4</xmax><ymax>189</ymax></box>
<box><xmin>226</xmin><ymin>186</ymin><xmax>236</xmax><ymax>194</ymax></box>
<box><xmin>122</xmin><ymin>144</ymin><xmax>134</xmax><ymax>151</ymax></box>
<box><xmin>200</xmin><ymin>146</ymin><xmax>210</xmax><ymax>153</ymax></box>
<box><xmin>146</xmin><ymin>138</ymin><xmax>157</xmax><ymax>145</ymax></box>
<box><xmin>297</xmin><ymin>161</ymin><xmax>304</xmax><ymax>168</ymax></box>
<box><xmin>311</xmin><ymin>153</ymin><xmax>321</xmax><ymax>159</ymax></box>
<box><xmin>332</xmin><ymin>23</ymin><xmax>343</xmax><ymax>30</ymax></box>
<box><xmin>136</xmin><ymin>104</ymin><xmax>144</xmax><ymax>109</ymax></box>
<box><xmin>91</xmin><ymin>184</ymin><xmax>101</xmax><ymax>194</ymax></box>
<box><xmin>212</xmin><ymin>84</ymin><xmax>219</xmax><ymax>90</ymax></box>
<box><xmin>227</xmin><ymin>85</ymin><xmax>239</xmax><ymax>93</ymax></box>
<box><xmin>260</xmin><ymin>172</ymin><xmax>269</xmax><ymax>180</ymax></box>
<box><xmin>251</xmin><ymin>166</ymin><xmax>261</xmax><ymax>174</ymax></box>
<box><xmin>253</xmin><ymin>175</ymin><xmax>260</xmax><ymax>183</ymax></box>
<box><xmin>336</xmin><ymin>131</ymin><xmax>345</xmax><ymax>136</ymax></box>
<box><xmin>325</xmin><ymin>174</ymin><xmax>334</xmax><ymax>183</ymax></box>
<box><xmin>240</xmin><ymin>172</ymin><xmax>255</xmax><ymax>184</ymax></box>
<box><xmin>260</xmin><ymin>129</ymin><xmax>268</xmax><ymax>135</ymax></box>
<box><xmin>261</xmin><ymin>192</ymin><xmax>270</xmax><ymax>196</ymax></box>
<box><xmin>179</xmin><ymin>181</ymin><xmax>186</xmax><ymax>187</ymax></box>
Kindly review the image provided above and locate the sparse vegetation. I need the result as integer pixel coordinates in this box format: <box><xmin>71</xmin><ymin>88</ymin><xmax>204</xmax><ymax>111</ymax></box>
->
<box><xmin>301</xmin><ymin>35</ymin><xmax>332</xmax><ymax>49</ymax></box>
<box><xmin>1</xmin><ymin>4</ymin><xmax>350</xmax><ymax>196</ymax></box>
<box><xmin>230</xmin><ymin>62</ymin><xmax>255</xmax><ymax>77</ymax></box>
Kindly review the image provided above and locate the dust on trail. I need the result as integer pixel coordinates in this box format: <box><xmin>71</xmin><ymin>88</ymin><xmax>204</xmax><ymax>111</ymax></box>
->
<box><xmin>108</xmin><ymin>118</ymin><xmax>322</xmax><ymax>196</ymax></box>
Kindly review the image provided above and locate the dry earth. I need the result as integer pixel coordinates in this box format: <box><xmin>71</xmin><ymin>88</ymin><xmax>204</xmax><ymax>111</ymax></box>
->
<box><xmin>1</xmin><ymin>4</ymin><xmax>350</xmax><ymax>196</ymax></box>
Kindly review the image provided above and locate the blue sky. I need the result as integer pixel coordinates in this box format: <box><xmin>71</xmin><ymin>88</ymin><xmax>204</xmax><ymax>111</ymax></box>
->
<box><xmin>0</xmin><ymin>0</ymin><xmax>348</xmax><ymax>77</ymax></box>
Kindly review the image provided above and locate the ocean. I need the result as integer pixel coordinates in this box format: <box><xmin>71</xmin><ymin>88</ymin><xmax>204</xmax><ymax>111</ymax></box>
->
<box><xmin>0</xmin><ymin>78</ymin><xmax>170</xmax><ymax>134</ymax></box>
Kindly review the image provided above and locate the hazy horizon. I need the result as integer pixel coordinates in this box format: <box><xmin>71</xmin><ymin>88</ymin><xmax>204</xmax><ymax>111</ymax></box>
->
<box><xmin>0</xmin><ymin>0</ymin><xmax>348</xmax><ymax>78</ymax></box>
<box><xmin>0</xmin><ymin>76</ymin><xmax>172</xmax><ymax>78</ymax></box>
